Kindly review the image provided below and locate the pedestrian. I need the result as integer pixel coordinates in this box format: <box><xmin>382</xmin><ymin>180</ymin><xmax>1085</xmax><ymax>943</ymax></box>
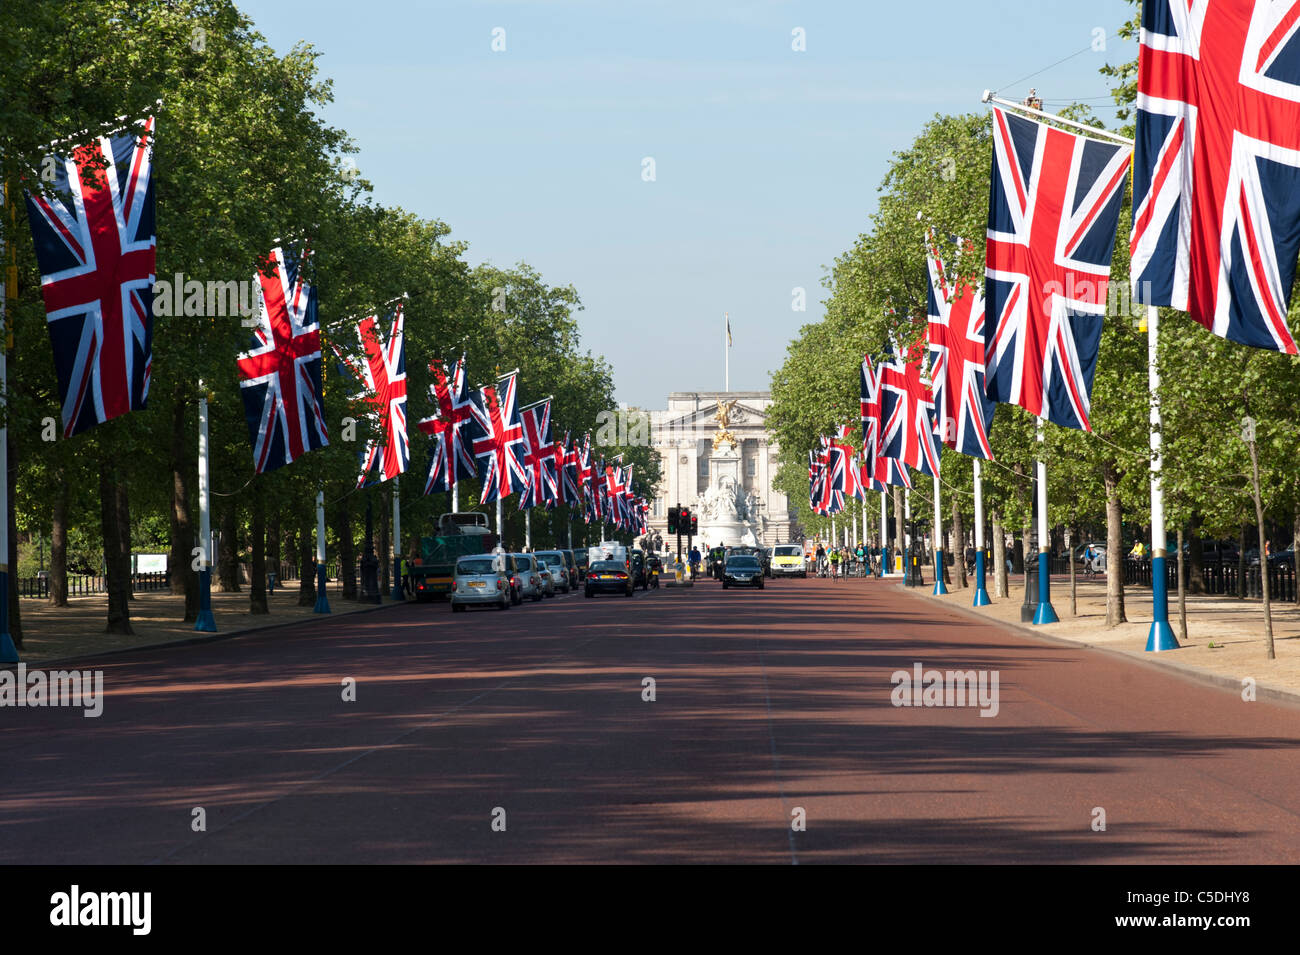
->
<box><xmin>815</xmin><ymin>541</ymin><xmax>826</xmax><ymax>578</ymax></box>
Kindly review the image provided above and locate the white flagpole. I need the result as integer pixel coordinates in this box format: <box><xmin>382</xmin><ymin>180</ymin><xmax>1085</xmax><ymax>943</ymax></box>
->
<box><xmin>0</xmin><ymin>183</ymin><xmax>15</xmax><ymax>662</ymax></box>
<box><xmin>314</xmin><ymin>489</ymin><xmax>330</xmax><ymax>613</ymax></box>
<box><xmin>724</xmin><ymin>312</ymin><xmax>729</xmax><ymax>392</ymax></box>
<box><xmin>525</xmin><ymin>508</ymin><xmax>532</xmax><ymax>550</ymax></box>
<box><xmin>195</xmin><ymin>385</ymin><xmax>216</xmax><ymax>631</ymax></box>
<box><xmin>391</xmin><ymin>476</ymin><xmax>403</xmax><ymax>600</ymax></box>
<box><xmin>1146</xmin><ymin>304</ymin><xmax>1177</xmax><ymax>650</ymax></box>
<box><xmin>1034</xmin><ymin>417</ymin><xmax>1058</xmax><ymax>623</ymax></box>
<box><xmin>933</xmin><ymin>471</ymin><xmax>948</xmax><ymax>595</ymax></box>
<box><xmin>973</xmin><ymin>458</ymin><xmax>990</xmax><ymax>605</ymax></box>
<box><xmin>879</xmin><ymin>490</ymin><xmax>887</xmax><ymax>577</ymax></box>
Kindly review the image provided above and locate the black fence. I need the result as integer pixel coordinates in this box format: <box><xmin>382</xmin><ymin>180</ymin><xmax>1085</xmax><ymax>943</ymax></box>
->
<box><xmin>17</xmin><ymin>562</ymin><xmax>303</xmax><ymax>600</ymax></box>
<box><xmin>1123</xmin><ymin>557</ymin><xmax>1297</xmax><ymax>603</ymax></box>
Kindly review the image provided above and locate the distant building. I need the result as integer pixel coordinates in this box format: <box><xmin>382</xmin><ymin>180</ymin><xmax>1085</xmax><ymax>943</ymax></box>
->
<box><xmin>646</xmin><ymin>391</ymin><xmax>793</xmax><ymax>546</ymax></box>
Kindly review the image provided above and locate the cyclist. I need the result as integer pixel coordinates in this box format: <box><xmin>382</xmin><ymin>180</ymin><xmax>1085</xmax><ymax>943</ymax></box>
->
<box><xmin>688</xmin><ymin>544</ymin><xmax>702</xmax><ymax>580</ymax></box>
<box><xmin>814</xmin><ymin>541</ymin><xmax>826</xmax><ymax>578</ymax></box>
<box><xmin>829</xmin><ymin>548</ymin><xmax>841</xmax><ymax>580</ymax></box>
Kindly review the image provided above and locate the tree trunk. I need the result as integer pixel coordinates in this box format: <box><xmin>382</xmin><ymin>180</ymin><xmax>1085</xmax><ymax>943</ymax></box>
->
<box><xmin>268</xmin><ymin>510</ymin><xmax>281</xmax><ymax>583</ymax></box>
<box><xmin>1176</xmin><ymin>526</ymin><xmax>1188</xmax><ymax>643</ymax></box>
<box><xmin>1068</xmin><ymin>524</ymin><xmax>1077</xmax><ymax>616</ymax></box>
<box><xmin>49</xmin><ymin>475</ymin><xmax>68</xmax><ymax>607</ymax></box>
<box><xmin>1237</xmin><ymin>524</ymin><xmax>1248</xmax><ymax>600</ymax></box>
<box><xmin>99</xmin><ymin>468</ymin><xmax>133</xmax><ymax>635</ymax></box>
<box><xmin>1188</xmin><ymin>517</ymin><xmax>1206</xmax><ymax>594</ymax></box>
<box><xmin>336</xmin><ymin>497</ymin><xmax>356</xmax><ymax>600</ymax></box>
<box><xmin>1294</xmin><ymin>507</ymin><xmax>1300</xmax><ymax>608</ymax></box>
<box><xmin>298</xmin><ymin>516</ymin><xmax>316</xmax><ymax>607</ymax></box>
<box><xmin>952</xmin><ymin>498</ymin><xmax>967</xmax><ymax>589</ymax></box>
<box><xmin>249</xmin><ymin>491</ymin><xmax>268</xmax><ymax>614</ymax></box>
<box><xmin>992</xmin><ymin>512</ymin><xmax>1008</xmax><ymax>599</ymax></box>
<box><xmin>218</xmin><ymin>500</ymin><xmax>240</xmax><ymax>592</ymax></box>
<box><xmin>168</xmin><ymin>388</ymin><xmax>198</xmax><ymax>622</ymax></box>
<box><xmin>379</xmin><ymin>486</ymin><xmax>390</xmax><ymax>595</ymax></box>
<box><xmin>1104</xmin><ymin>462</ymin><xmax>1126</xmax><ymax>626</ymax></box>
<box><xmin>116</xmin><ymin>470</ymin><xmax>133</xmax><ymax>601</ymax></box>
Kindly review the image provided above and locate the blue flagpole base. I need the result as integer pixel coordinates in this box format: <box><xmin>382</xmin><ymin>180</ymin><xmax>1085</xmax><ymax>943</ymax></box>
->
<box><xmin>932</xmin><ymin>550</ymin><xmax>949</xmax><ymax>595</ymax></box>
<box><xmin>0</xmin><ymin>569</ymin><xmax>16</xmax><ymax>663</ymax></box>
<box><xmin>1033</xmin><ymin>553</ymin><xmax>1058</xmax><ymax>624</ymax></box>
<box><xmin>973</xmin><ymin>552</ymin><xmax>989</xmax><ymax>605</ymax></box>
<box><xmin>0</xmin><ymin>632</ymin><xmax>18</xmax><ymax>665</ymax></box>
<box><xmin>194</xmin><ymin>567</ymin><xmax>217</xmax><ymax>633</ymax></box>
<box><xmin>1146</xmin><ymin>555</ymin><xmax>1178</xmax><ymax>650</ymax></box>
<box><xmin>314</xmin><ymin>564</ymin><xmax>331</xmax><ymax>614</ymax></box>
<box><xmin>1145</xmin><ymin>620</ymin><xmax>1179</xmax><ymax>652</ymax></box>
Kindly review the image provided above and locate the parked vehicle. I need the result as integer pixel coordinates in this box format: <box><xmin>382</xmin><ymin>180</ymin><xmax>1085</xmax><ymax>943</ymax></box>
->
<box><xmin>511</xmin><ymin>553</ymin><xmax>545</xmax><ymax>601</ymax></box>
<box><xmin>585</xmin><ymin>559</ymin><xmax>634</xmax><ymax>598</ymax></box>
<box><xmin>410</xmin><ymin>512</ymin><xmax>499</xmax><ymax>601</ymax></box>
<box><xmin>574</xmin><ymin>550</ymin><xmax>590</xmax><ymax>582</ymax></box>
<box><xmin>449</xmin><ymin>554</ymin><xmax>511</xmax><ymax>612</ymax></box>
<box><xmin>534</xmin><ymin>550</ymin><xmax>574</xmax><ymax>592</ymax></box>
<box><xmin>534</xmin><ymin>556</ymin><xmax>557</xmax><ymax>598</ymax></box>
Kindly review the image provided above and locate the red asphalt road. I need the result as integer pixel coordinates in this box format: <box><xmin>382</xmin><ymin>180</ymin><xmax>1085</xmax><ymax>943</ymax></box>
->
<box><xmin>2</xmin><ymin>575</ymin><xmax>1299</xmax><ymax>864</ymax></box>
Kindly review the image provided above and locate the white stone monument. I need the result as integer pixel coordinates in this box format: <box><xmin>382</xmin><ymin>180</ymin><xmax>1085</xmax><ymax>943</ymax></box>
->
<box><xmin>694</xmin><ymin>401</ymin><xmax>761</xmax><ymax>548</ymax></box>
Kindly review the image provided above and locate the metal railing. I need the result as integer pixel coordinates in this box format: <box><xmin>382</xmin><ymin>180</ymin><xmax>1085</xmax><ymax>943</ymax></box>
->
<box><xmin>1122</xmin><ymin>557</ymin><xmax>1296</xmax><ymax>603</ymax></box>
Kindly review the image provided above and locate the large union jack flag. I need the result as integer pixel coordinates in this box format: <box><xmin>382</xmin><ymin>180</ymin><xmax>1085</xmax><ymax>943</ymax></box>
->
<box><xmin>518</xmin><ymin>398</ymin><xmax>558</xmax><ymax>509</ymax></box>
<box><xmin>927</xmin><ymin>231</ymin><xmax>996</xmax><ymax>459</ymax></box>
<box><xmin>334</xmin><ymin>305</ymin><xmax>408</xmax><ymax>487</ymax></box>
<box><xmin>880</xmin><ymin>338</ymin><xmax>942</xmax><ymax>478</ymax></box>
<box><xmin>985</xmin><ymin>106</ymin><xmax>1130</xmax><ymax>431</ymax></box>
<box><xmin>828</xmin><ymin>425</ymin><xmax>863</xmax><ymax>501</ymax></box>
<box><xmin>576</xmin><ymin>434</ymin><xmax>595</xmax><ymax>522</ymax></box>
<box><xmin>418</xmin><ymin>355</ymin><xmax>481</xmax><ymax>494</ymax></box>
<box><xmin>24</xmin><ymin>117</ymin><xmax>156</xmax><ymax>438</ymax></box>
<box><xmin>1132</xmin><ymin>0</ymin><xmax>1300</xmax><ymax>354</ymax></box>
<box><xmin>472</xmin><ymin>373</ymin><xmax>528</xmax><ymax>503</ymax></box>
<box><xmin>236</xmin><ymin>245</ymin><xmax>329</xmax><ymax>473</ymax></box>
<box><xmin>556</xmin><ymin>432</ymin><xmax>583</xmax><ymax>507</ymax></box>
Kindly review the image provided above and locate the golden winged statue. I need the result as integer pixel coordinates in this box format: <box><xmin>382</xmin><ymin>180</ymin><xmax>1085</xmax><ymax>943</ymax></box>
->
<box><xmin>711</xmin><ymin>399</ymin><xmax>739</xmax><ymax>452</ymax></box>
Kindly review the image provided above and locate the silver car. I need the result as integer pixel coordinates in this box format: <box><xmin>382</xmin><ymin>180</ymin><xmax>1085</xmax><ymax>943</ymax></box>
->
<box><xmin>450</xmin><ymin>555</ymin><xmax>511</xmax><ymax>611</ymax></box>
<box><xmin>511</xmin><ymin>553</ymin><xmax>545</xmax><ymax>602</ymax></box>
<box><xmin>535</xmin><ymin>556</ymin><xmax>561</xmax><ymax>598</ymax></box>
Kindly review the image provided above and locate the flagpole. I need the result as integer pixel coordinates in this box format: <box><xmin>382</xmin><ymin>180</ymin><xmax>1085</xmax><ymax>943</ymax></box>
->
<box><xmin>1034</xmin><ymin>417</ymin><xmax>1059</xmax><ymax>623</ymax></box>
<box><xmin>879</xmin><ymin>491</ymin><xmax>887</xmax><ymax>578</ymax></box>
<box><xmin>972</xmin><ymin>458</ymin><xmax>990</xmax><ymax>605</ymax></box>
<box><xmin>1146</xmin><ymin>304</ymin><xmax>1177</xmax><ymax>650</ymax></box>
<box><xmin>0</xmin><ymin>181</ymin><xmax>16</xmax><ymax>663</ymax></box>
<box><xmin>903</xmin><ymin>488</ymin><xmax>911</xmax><ymax>582</ymax></box>
<box><xmin>524</xmin><ymin>508</ymin><xmax>532</xmax><ymax>550</ymax></box>
<box><xmin>390</xmin><ymin>476</ymin><xmax>403</xmax><ymax>600</ymax></box>
<box><xmin>932</xmin><ymin>471</ymin><xmax>948</xmax><ymax>595</ymax></box>
<box><xmin>724</xmin><ymin>312</ymin><xmax>729</xmax><ymax>392</ymax></box>
<box><xmin>195</xmin><ymin>384</ymin><xmax>216</xmax><ymax>631</ymax></box>
<box><xmin>314</xmin><ymin>489</ymin><xmax>330</xmax><ymax>613</ymax></box>
<box><xmin>451</xmin><ymin>479</ymin><xmax>459</xmax><ymax>514</ymax></box>
<box><xmin>496</xmin><ymin>497</ymin><xmax>505</xmax><ymax>549</ymax></box>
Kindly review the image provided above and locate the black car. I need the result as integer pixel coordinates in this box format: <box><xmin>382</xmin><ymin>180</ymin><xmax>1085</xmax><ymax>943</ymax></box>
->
<box><xmin>630</xmin><ymin>550</ymin><xmax>649</xmax><ymax>590</ymax></box>
<box><xmin>585</xmin><ymin>560</ymin><xmax>634</xmax><ymax>598</ymax></box>
<box><xmin>722</xmin><ymin>554</ymin><xmax>764</xmax><ymax>590</ymax></box>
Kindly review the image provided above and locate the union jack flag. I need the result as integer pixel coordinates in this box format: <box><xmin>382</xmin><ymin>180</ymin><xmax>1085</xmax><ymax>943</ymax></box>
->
<box><xmin>24</xmin><ymin>116</ymin><xmax>155</xmax><ymax>438</ymax></box>
<box><xmin>880</xmin><ymin>338</ymin><xmax>941</xmax><ymax>478</ymax></box>
<box><xmin>418</xmin><ymin>354</ymin><xmax>481</xmax><ymax>494</ymax></box>
<box><xmin>927</xmin><ymin>231</ymin><xmax>996</xmax><ymax>459</ymax></box>
<box><xmin>333</xmin><ymin>305</ymin><xmax>408</xmax><ymax>487</ymax></box>
<box><xmin>576</xmin><ymin>434</ymin><xmax>595</xmax><ymax>521</ymax></box>
<box><xmin>985</xmin><ymin>106</ymin><xmax>1130</xmax><ymax>431</ymax></box>
<box><xmin>860</xmin><ymin>352</ymin><xmax>911</xmax><ymax>490</ymax></box>
<box><xmin>236</xmin><ymin>245</ymin><xmax>329</xmax><ymax>473</ymax></box>
<box><xmin>518</xmin><ymin>399</ymin><xmax>558</xmax><ymax>509</ymax></box>
<box><xmin>828</xmin><ymin>425</ymin><xmax>863</xmax><ymax>500</ymax></box>
<box><xmin>471</xmin><ymin>373</ymin><xmax>528</xmax><ymax>503</ymax></box>
<box><xmin>558</xmin><ymin>432</ymin><xmax>583</xmax><ymax>506</ymax></box>
<box><xmin>1132</xmin><ymin>0</ymin><xmax>1300</xmax><ymax>354</ymax></box>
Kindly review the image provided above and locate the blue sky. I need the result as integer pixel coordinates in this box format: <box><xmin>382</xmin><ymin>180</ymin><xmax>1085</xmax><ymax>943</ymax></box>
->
<box><xmin>238</xmin><ymin>0</ymin><xmax>1137</xmax><ymax>408</ymax></box>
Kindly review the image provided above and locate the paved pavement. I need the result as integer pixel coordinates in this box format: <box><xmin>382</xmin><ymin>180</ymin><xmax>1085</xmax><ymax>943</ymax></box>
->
<box><xmin>3</xmin><ymin>575</ymin><xmax>1299</xmax><ymax>864</ymax></box>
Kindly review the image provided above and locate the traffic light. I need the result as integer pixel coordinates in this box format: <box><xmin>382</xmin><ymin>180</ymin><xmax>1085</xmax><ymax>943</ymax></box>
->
<box><xmin>668</xmin><ymin>505</ymin><xmax>678</xmax><ymax>534</ymax></box>
<box><xmin>677</xmin><ymin>506</ymin><xmax>690</xmax><ymax>532</ymax></box>
<box><xmin>689</xmin><ymin>514</ymin><xmax>698</xmax><ymax>535</ymax></box>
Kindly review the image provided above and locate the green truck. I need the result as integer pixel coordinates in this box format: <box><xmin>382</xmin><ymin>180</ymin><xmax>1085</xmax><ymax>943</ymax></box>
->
<box><xmin>410</xmin><ymin>512</ymin><xmax>499</xmax><ymax>601</ymax></box>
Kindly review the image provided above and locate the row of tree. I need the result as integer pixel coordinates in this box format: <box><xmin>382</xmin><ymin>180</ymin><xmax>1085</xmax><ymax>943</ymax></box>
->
<box><xmin>0</xmin><ymin>0</ymin><xmax>658</xmax><ymax>645</ymax></box>
<box><xmin>767</xmin><ymin>1</ymin><xmax>1300</xmax><ymax>634</ymax></box>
